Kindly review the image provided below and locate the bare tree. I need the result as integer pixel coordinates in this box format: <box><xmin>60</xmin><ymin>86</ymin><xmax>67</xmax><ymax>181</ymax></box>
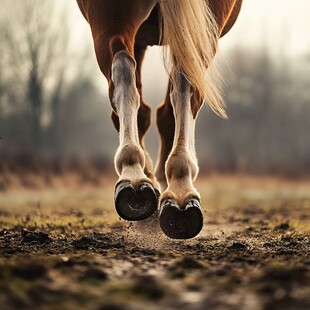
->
<box><xmin>3</xmin><ymin>0</ymin><xmax>69</xmax><ymax>154</ymax></box>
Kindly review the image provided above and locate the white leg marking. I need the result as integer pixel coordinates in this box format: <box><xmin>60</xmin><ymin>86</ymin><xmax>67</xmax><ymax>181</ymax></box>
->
<box><xmin>111</xmin><ymin>51</ymin><xmax>146</xmax><ymax>186</ymax></box>
<box><xmin>163</xmin><ymin>70</ymin><xmax>201</xmax><ymax>204</ymax></box>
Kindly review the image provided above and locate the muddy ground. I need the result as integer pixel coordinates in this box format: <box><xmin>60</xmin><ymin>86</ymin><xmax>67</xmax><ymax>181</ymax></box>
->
<box><xmin>0</xmin><ymin>175</ymin><xmax>309</xmax><ymax>310</ymax></box>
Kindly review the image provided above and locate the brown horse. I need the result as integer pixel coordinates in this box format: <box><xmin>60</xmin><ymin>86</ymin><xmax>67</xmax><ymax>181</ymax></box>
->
<box><xmin>76</xmin><ymin>0</ymin><xmax>242</xmax><ymax>239</ymax></box>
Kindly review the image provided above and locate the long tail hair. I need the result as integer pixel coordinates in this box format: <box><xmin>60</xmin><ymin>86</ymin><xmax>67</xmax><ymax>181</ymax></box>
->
<box><xmin>159</xmin><ymin>0</ymin><xmax>226</xmax><ymax>118</ymax></box>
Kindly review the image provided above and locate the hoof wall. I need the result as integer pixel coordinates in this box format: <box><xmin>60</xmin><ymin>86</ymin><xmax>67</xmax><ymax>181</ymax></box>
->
<box><xmin>159</xmin><ymin>199</ymin><xmax>203</xmax><ymax>239</ymax></box>
<box><xmin>115</xmin><ymin>182</ymin><xmax>158</xmax><ymax>221</ymax></box>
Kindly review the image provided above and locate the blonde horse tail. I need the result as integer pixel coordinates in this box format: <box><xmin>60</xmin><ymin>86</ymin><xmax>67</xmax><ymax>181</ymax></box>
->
<box><xmin>159</xmin><ymin>0</ymin><xmax>226</xmax><ymax>118</ymax></box>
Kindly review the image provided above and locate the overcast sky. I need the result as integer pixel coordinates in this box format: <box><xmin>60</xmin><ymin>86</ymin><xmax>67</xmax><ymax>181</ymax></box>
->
<box><xmin>220</xmin><ymin>0</ymin><xmax>310</xmax><ymax>57</ymax></box>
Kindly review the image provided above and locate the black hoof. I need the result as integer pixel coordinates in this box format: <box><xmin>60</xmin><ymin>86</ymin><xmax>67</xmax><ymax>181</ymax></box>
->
<box><xmin>159</xmin><ymin>199</ymin><xmax>203</xmax><ymax>239</ymax></box>
<box><xmin>115</xmin><ymin>182</ymin><xmax>159</xmax><ymax>221</ymax></box>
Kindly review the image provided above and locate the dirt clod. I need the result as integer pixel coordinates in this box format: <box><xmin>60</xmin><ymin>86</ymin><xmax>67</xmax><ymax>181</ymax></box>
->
<box><xmin>72</xmin><ymin>236</ymin><xmax>95</xmax><ymax>249</ymax></box>
<box><xmin>228</xmin><ymin>241</ymin><xmax>248</xmax><ymax>251</ymax></box>
<box><xmin>274</xmin><ymin>222</ymin><xmax>290</xmax><ymax>231</ymax></box>
<box><xmin>11</xmin><ymin>262</ymin><xmax>47</xmax><ymax>280</ymax></box>
<box><xmin>173</xmin><ymin>256</ymin><xmax>204</xmax><ymax>270</ymax></box>
<box><xmin>81</xmin><ymin>267</ymin><xmax>108</xmax><ymax>281</ymax></box>
<box><xmin>21</xmin><ymin>229</ymin><xmax>51</xmax><ymax>244</ymax></box>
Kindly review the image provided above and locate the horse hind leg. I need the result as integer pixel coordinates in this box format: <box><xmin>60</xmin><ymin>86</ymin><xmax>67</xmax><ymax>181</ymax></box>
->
<box><xmin>111</xmin><ymin>44</ymin><xmax>160</xmax><ymax>192</ymax></box>
<box><xmin>111</xmin><ymin>49</ymin><xmax>159</xmax><ymax>221</ymax></box>
<box><xmin>77</xmin><ymin>0</ymin><xmax>159</xmax><ymax>221</ymax></box>
<box><xmin>159</xmin><ymin>68</ymin><xmax>204</xmax><ymax>239</ymax></box>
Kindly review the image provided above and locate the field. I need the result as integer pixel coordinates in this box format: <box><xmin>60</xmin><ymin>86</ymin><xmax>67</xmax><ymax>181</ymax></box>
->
<box><xmin>0</xmin><ymin>174</ymin><xmax>310</xmax><ymax>310</ymax></box>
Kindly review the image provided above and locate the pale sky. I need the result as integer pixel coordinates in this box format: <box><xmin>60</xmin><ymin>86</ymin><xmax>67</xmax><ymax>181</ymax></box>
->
<box><xmin>220</xmin><ymin>0</ymin><xmax>310</xmax><ymax>57</ymax></box>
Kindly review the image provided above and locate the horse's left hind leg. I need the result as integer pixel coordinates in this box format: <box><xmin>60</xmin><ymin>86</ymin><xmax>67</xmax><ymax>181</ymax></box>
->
<box><xmin>111</xmin><ymin>44</ymin><xmax>160</xmax><ymax>194</ymax></box>
<box><xmin>77</xmin><ymin>0</ymin><xmax>159</xmax><ymax>221</ymax></box>
<box><xmin>159</xmin><ymin>68</ymin><xmax>204</xmax><ymax>239</ymax></box>
<box><xmin>111</xmin><ymin>50</ymin><xmax>159</xmax><ymax>221</ymax></box>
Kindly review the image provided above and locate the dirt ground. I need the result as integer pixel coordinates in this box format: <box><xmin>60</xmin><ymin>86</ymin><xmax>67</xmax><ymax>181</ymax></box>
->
<box><xmin>0</xmin><ymin>175</ymin><xmax>309</xmax><ymax>310</ymax></box>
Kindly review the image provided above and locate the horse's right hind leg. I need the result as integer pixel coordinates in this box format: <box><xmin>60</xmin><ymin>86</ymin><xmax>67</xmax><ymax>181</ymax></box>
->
<box><xmin>157</xmin><ymin>69</ymin><xmax>204</xmax><ymax>239</ymax></box>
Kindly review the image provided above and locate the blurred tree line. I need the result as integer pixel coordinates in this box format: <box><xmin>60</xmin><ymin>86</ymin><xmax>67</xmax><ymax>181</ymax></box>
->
<box><xmin>196</xmin><ymin>45</ymin><xmax>310</xmax><ymax>176</ymax></box>
<box><xmin>0</xmin><ymin>0</ymin><xmax>115</xmax><ymax>167</ymax></box>
<box><xmin>0</xmin><ymin>0</ymin><xmax>309</xmax><ymax>176</ymax></box>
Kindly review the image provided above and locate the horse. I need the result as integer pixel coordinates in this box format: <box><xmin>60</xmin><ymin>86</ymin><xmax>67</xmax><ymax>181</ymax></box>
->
<box><xmin>76</xmin><ymin>0</ymin><xmax>243</xmax><ymax>239</ymax></box>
